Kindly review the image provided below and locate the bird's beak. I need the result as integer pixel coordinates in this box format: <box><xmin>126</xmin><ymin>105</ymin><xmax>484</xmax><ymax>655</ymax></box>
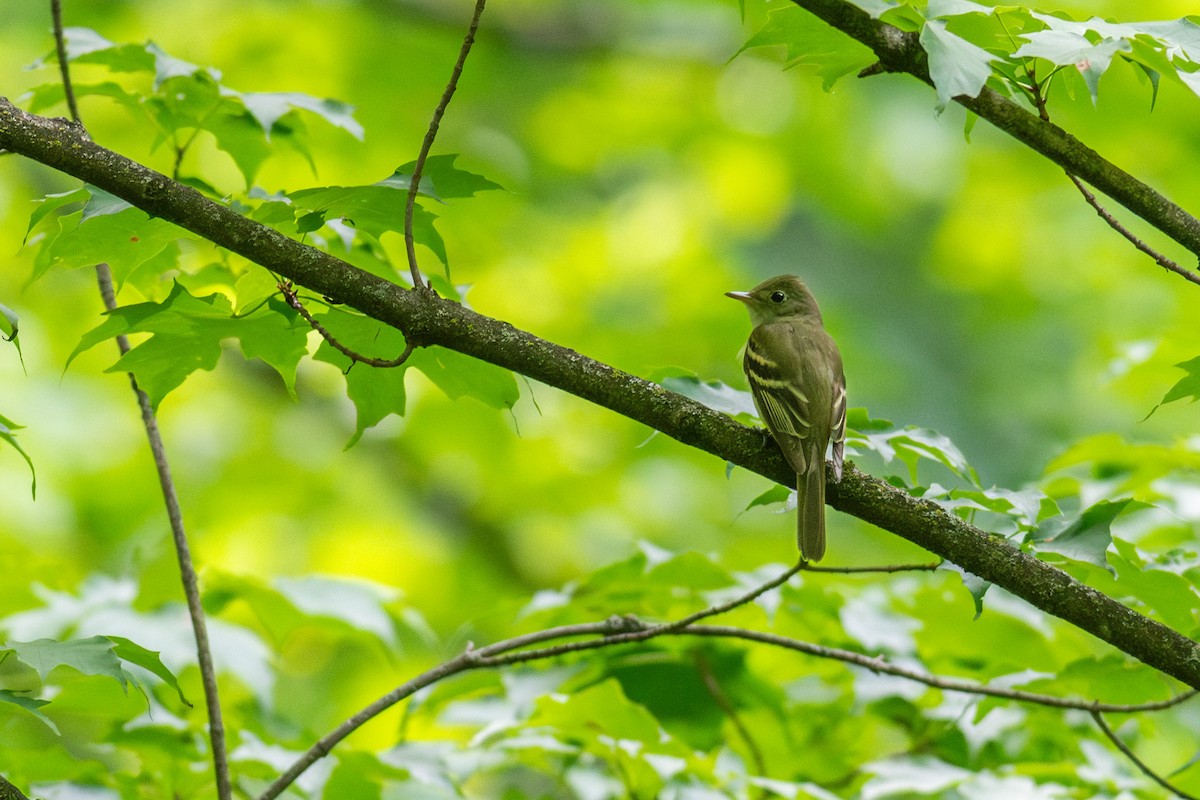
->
<box><xmin>725</xmin><ymin>291</ymin><xmax>752</xmax><ymax>303</ymax></box>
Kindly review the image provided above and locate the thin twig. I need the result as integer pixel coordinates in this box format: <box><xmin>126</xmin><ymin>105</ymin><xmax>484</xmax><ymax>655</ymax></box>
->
<box><xmin>261</xmin><ymin>562</ymin><xmax>803</xmax><ymax>799</ymax></box>
<box><xmin>802</xmin><ymin>561</ymin><xmax>941</xmax><ymax>574</ymax></box>
<box><xmin>1024</xmin><ymin>68</ymin><xmax>1200</xmax><ymax>287</ymax></box>
<box><xmin>1066</xmin><ymin>173</ymin><xmax>1200</xmax><ymax>287</ymax></box>
<box><xmin>403</xmin><ymin>0</ymin><xmax>487</xmax><ymax>290</ymax></box>
<box><xmin>49</xmin><ymin>0</ymin><xmax>81</xmax><ymax>126</ymax></box>
<box><xmin>49</xmin><ymin>6</ymin><xmax>231</xmax><ymax>798</ymax></box>
<box><xmin>278</xmin><ymin>281</ymin><xmax>416</xmax><ymax>368</ymax></box>
<box><xmin>1090</xmin><ymin>709</ymin><xmax>1200</xmax><ymax>800</ymax></box>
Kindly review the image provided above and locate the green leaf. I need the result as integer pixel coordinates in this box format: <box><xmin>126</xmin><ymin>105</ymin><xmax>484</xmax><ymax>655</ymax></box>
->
<box><xmin>33</xmin><ymin>195</ymin><xmax>190</xmax><ymax>286</ymax></box>
<box><xmin>275</xmin><ymin>576</ymin><xmax>400</xmax><ymax>646</ymax></box>
<box><xmin>746</xmin><ymin>484</ymin><xmax>791</xmax><ymax>511</ymax></box>
<box><xmin>920</xmin><ymin>19</ymin><xmax>996</xmax><ymax>111</ymax></box>
<box><xmin>739</xmin><ymin>6</ymin><xmax>877</xmax><ymax>91</ymax></box>
<box><xmin>56</xmin><ymin>27</ymin><xmax>155</xmax><ymax>73</ymax></box>
<box><xmin>0</xmin><ymin>299</ymin><xmax>18</xmax><ymax>342</ymax></box>
<box><xmin>849</xmin><ymin>419</ymin><xmax>979</xmax><ymax>486</ymax></box>
<box><xmin>0</xmin><ymin>690</ymin><xmax>58</xmax><ymax>734</ymax></box>
<box><xmin>408</xmin><ymin>346</ymin><xmax>520</xmax><ymax>411</ymax></box>
<box><xmin>926</xmin><ymin>0</ymin><xmax>993</xmax><ymax>18</ymax></box>
<box><xmin>659</xmin><ymin>375</ymin><xmax>757</xmax><ymax>418</ymax></box>
<box><xmin>107</xmin><ymin>636</ymin><xmax>190</xmax><ymax>707</ymax></box>
<box><xmin>1014</xmin><ymin>31</ymin><xmax>1131</xmax><ymax>104</ymax></box>
<box><xmin>380</xmin><ymin>154</ymin><xmax>504</xmax><ymax>201</ymax></box>
<box><xmin>844</xmin><ymin>0</ymin><xmax>903</xmax><ymax>18</ymax></box>
<box><xmin>229</xmin><ymin>90</ymin><xmax>364</xmax><ymax>140</ymax></box>
<box><xmin>311</xmin><ymin>308</ymin><xmax>412</xmax><ymax>445</ymax></box>
<box><xmin>1031</xmin><ymin>499</ymin><xmax>1136</xmax><ymax>572</ymax></box>
<box><xmin>24</xmin><ymin>186</ymin><xmax>90</xmax><ymax>241</ymax></box>
<box><xmin>940</xmin><ymin>561</ymin><xmax>990</xmax><ymax>618</ymax></box>
<box><xmin>289</xmin><ymin>182</ymin><xmax>448</xmax><ymax>269</ymax></box>
<box><xmin>1109</xmin><ymin>543</ymin><xmax>1200</xmax><ymax>632</ymax></box>
<box><xmin>0</xmin><ymin>411</ymin><xmax>36</xmax><ymax>499</ymax></box>
<box><xmin>68</xmin><ymin>283</ymin><xmax>309</xmax><ymax>408</ymax></box>
<box><xmin>1146</xmin><ymin>355</ymin><xmax>1200</xmax><ymax>418</ymax></box>
<box><xmin>8</xmin><ymin>636</ymin><xmax>127</xmax><ymax>686</ymax></box>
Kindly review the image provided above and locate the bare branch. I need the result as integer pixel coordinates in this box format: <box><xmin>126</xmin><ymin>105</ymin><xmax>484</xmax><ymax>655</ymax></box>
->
<box><xmin>802</xmin><ymin>561</ymin><xmax>941</xmax><ymax>574</ymax></box>
<box><xmin>278</xmin><ymin>280</ymin><xmax>416</xmax><ymax>368</ymax></box>
<box><xmin>404</xmin><ymin>0</ymin><xmax>487</xmax><ymax>290</ymax></box>
<box><xmin>1091</xmin><ymin>709</ymin><xmax>1200</xmax><ymax>800</ymax></box>
<box><xmin>1066</xmin><ymin>173</ymin><xmax>1200</xmax><ymax>286</ymax></box>
<box><xmin>49</xmin><ymin>0</ymin><xmax>81</xmax><ymax>126</ymax></box>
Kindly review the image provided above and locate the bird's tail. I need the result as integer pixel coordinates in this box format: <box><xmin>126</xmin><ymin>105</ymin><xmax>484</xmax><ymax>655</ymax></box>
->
<box><xmin>797</xmin><ymin>461</ymin><xmax>826</xmax><ymax>562</ymax></box>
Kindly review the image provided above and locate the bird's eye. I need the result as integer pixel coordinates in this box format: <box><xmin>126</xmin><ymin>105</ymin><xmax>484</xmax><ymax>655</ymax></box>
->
<box><xmin>769</xmin><ymin>291</ymin><xmax>786</xmax><ymax>303</ymax></box>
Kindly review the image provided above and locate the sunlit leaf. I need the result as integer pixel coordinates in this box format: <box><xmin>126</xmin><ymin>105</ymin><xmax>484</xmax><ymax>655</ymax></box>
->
<box><xmin>940</xmin><ymin>561</ymin><xmax>990</xmax><ymax>618</ymax></box>
<box><xmin>67</xmin><ymin>283</ymin><xmax>309</xmax><ymax>408</ymax></box>
<box><xmin>1146</xmin><ymin>355</ymin><xmax>1200</xmax><ymax>418</ymax></box>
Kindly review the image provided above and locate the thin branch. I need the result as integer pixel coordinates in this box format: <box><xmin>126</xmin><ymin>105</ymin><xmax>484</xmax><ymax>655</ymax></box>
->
<box><xmin>49</xmin><ymin>0</ymin><xmax>81</xmax><ymax>126</ymax></box>
<box><xmin>802</xmin><ymin>561</ymin><xmax>941</xmax><ymax>574</ymax></box>
<box><xmin>48</xmin><ymin>6</ymin><xmax>230</xmax><ymax>797</ymax></box>
<box><xmin>261</xmin><ymin>562</ymin><xmax>801</xmax><ymax>798</ymax></box>
<box><xmin>404</xmin><ymin>0</ymin><xmax>487</xmax><ymax>290</ymax></box>
<box><xmin>1021</xmin><ymin>73</ymin><xmax>1199</xmax><ymax>287</ymax></box>
<box><xmin>278</xmin><ymin>281</ymin><xmax>416</xmax><ymax>368</ymax></box>
<box><xmin>1090</xmin><ymin>709</ymin><xmax>1200</xmax><ymax>800</ymax></box>
<box><xmin>1066</xmin><ymin>173</ymin><xmax>1200</xmax><ymax>286</ymax></box>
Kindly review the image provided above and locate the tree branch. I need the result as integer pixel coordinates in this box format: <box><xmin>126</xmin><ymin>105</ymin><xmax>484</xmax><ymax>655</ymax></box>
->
<box><xmin>2</xmin><ymin>98</ymin><xmax>1200</xmax><ymax>690</ymax></box>
<box><xmin>1090</xmin><ymin>709</ymin><xmax>1200</xmax><ymax>800</ymax></box>
<box><xmin>0</xmin><ymin>776</ymin><xmax>31</xmax><ymax>800</ymax></box>
<box><xmin>789</xmin><ymin>0</ymin><xmax>1200</xmax><ymax>271</ymax></box>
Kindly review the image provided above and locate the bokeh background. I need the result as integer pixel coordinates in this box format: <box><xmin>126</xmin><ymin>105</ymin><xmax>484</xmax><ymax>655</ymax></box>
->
<box><xmin>2</xmin><ymin>0</ymin><xmax>1199</xmax><ymax>767</ymax></box>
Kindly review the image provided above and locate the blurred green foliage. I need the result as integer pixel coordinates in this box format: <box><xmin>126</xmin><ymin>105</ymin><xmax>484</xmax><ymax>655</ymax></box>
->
<box><xmin>2</xmin><ymin>0</ymin><xmax>1200</xmax><ymax>797</ymax></box>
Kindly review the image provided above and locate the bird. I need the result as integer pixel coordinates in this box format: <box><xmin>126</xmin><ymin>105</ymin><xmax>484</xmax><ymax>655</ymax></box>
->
<box><xmin>727</xmin><ymin>275</ymin><xmax>845</xmax><ymax>561</ymax></box>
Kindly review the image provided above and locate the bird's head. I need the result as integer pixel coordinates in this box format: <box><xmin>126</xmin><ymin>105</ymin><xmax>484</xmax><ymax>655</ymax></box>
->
<box><xmin>725</xmin><ymin>274</ymin><xmax>822</xmax><ymax>327</ymax></box>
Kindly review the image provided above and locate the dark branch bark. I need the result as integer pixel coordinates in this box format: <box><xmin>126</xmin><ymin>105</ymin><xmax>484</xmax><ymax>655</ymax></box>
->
<box><xmin>790</xmin><ymin>0</ymin><xmax>1200</xmax><ymax>264</ymax></box>
<box><xmin>2</xmin><ymin>97</ymin><xmax>1200</xmax><ymax>689</ymax></box>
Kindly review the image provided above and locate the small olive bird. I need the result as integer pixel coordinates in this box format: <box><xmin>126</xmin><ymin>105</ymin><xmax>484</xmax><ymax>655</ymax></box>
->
<box><xmin>727</xmin><ymin>275</ymin><xmax>846</xmax><ymax>561</ymax></box>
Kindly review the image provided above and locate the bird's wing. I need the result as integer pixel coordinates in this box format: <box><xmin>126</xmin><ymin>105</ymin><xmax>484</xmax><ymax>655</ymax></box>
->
<box><xmin>744</xmin><ymin>325</ymin><xmax>818</xmax><ymax>474</ymax></box>
<box><xmin>830</xmin><ymin>363</ymin><xmax>846</xmax><ymax>481</ymax></box>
